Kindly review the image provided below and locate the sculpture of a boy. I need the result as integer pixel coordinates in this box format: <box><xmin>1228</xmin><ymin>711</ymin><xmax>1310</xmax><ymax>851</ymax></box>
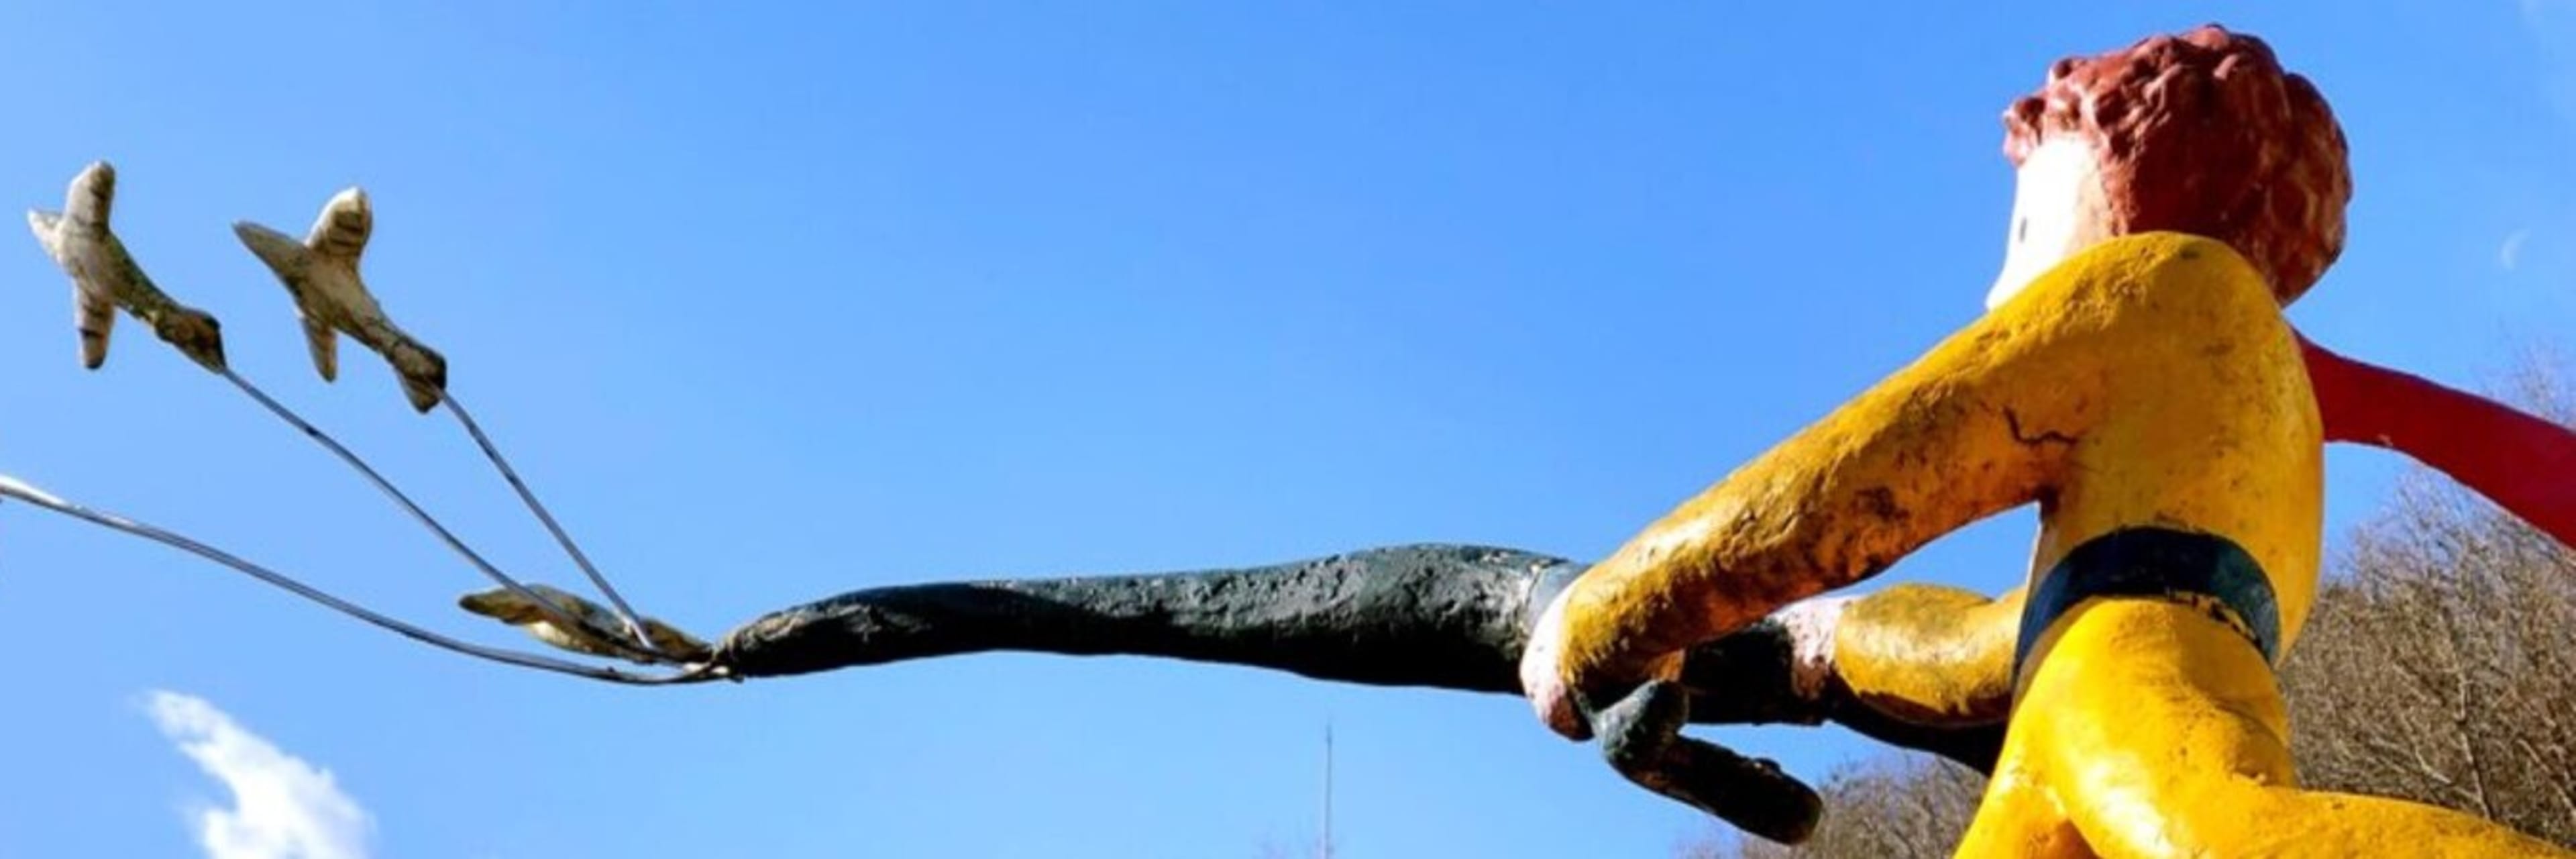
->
<box><xmin>714</xmin><ymin>26</ymin><xmax>2576</xmax><ymax>853</ymax></box>
<box><xmin>17</xmin><ymin>22</ymin><xmax>2576</xmax><ymax>857</ymax></box>
<box><xmin>1513</xmin><ymin>25</ymin><xmax>2565</xmax><ymax>856</ymax></box>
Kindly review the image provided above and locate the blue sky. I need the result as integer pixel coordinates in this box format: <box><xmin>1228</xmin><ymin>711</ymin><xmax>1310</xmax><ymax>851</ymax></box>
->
<box><xmin>1</xmin><ymin>3</ymin><xmax>2570</xmax><ymax>857</ymax></box>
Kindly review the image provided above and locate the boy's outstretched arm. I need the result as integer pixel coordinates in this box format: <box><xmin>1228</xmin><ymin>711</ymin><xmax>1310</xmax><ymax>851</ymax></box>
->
<box><xmin>2302</xmin><ymin>332</ymin><xmax>2576</xmax><ymax>546</ymax></box>
<box><xmin>1521</xmin><ymin>235</ymin><xmax>2307</xmax><ymax>740</ymax></box>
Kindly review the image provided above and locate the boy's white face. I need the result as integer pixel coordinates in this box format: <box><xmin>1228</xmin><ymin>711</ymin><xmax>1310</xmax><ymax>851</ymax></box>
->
<box><xmin>1987</xmin><ymin>136</ymin><xmax>2108</xmax><ymax>310</ymax></box>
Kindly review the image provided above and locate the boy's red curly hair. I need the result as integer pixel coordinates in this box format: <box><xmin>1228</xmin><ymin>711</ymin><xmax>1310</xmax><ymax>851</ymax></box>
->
<box><xmin>2003</xmin><ymin>24</ymin><xmax>2352</xmax><ymax>305</ymax></box>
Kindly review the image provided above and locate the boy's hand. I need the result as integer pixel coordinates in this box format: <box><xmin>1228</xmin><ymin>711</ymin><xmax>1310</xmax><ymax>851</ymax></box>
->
<box><xmin>1518</xmin><ymin>585</ymin><xmax>1594</xmax><ymax>740</ymax></box>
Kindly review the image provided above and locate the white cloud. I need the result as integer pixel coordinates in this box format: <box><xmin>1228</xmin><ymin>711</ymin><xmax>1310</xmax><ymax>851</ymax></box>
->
<box><xmin>145</xmin><ymin>691</ymin><xmax>374</xmax><ymax>859</ymax></box>
<box><xmin>2502</xmin><ymin>228</ymin><xmax>2534</xmax><ymax>271</ymax></box>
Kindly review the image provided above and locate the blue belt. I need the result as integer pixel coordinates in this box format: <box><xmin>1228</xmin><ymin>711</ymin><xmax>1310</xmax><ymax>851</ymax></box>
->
<box><xmin>2011</xmin><ymin>526</ymin><xmax>2283</xmax><ymax>681</ymax></box>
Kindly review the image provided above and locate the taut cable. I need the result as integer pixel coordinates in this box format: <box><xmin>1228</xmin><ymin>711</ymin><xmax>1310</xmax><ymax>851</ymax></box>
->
<box><xmin>0</xmin><ymin>473</ymin><xmax>715</xmax><ymax>685</ymax></box>
<box><xmin>216</xmin><ymin>366</ymin><xmax>666</xmax><ymax>665</ymax></box>
<box><xmin>440</xmin><ymin>391</ymin><xmax>658</xmax><ymax>654</ymax></box>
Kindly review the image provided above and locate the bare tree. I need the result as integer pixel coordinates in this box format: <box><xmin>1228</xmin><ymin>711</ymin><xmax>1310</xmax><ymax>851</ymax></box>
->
<box><xmin>2282</xmin><ymin>475</ymin><xmax>2576</xmax><ymax>844</ymax></box>
<box><xmin>2280</xmin><ymin>360</ymin><xmax>2576</xmax><ymax>845</ymax></box>
<box><xmin>1686</xmin><ymin>755</ymin><xmax>1983</xmax><ymax>859</ymax></box>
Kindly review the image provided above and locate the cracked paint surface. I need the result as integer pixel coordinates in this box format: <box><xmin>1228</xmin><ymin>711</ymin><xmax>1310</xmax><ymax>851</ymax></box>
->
<box><xmin>1534</xmin><ymin>233</ymin><xmax>2569</xmax><ymax>855</ymax></box>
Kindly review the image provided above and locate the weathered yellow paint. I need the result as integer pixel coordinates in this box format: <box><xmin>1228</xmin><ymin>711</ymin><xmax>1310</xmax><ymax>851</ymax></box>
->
<box><xmin>1833</xmin><ymin>583</ymin><xmax>2023</xmax><ymax>725</ymax></box>
<box><xmin>1961</xmin><ymin>599</ymin><xmax>2563</xmax><ymax>857</ymax></box>
<box><xmin>1545</xmin><ymin>232</ymin><xmax>2570</xmax><ymax>855</ymax></box>
<box><xmin>1551</xmin><ymin>232</ymin><xmax>2314</xmax><ymax>695</ymax></box>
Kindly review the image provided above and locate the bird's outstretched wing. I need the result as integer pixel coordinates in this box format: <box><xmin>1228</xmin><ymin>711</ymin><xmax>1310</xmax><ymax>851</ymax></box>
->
<box><xmin>33</xmin><ymin>206</ymin><xmax>117</xmax><ymax>368</ymax></box>
<box><xmin>305</xmin><ymin>188</ymin><xmax>370</xmax><ymax>265</ymax></box>
<box><xmin>63</xmin><ymin>162</ymin><xmax>111</xmax><ymax>230</ymax></box>
<box><xmin>76</xmin><ymin>281</ymin><xmax>114</xmax><ymax>370</ymax></box>
<box><xmin>302</xmin><ymin>316</ymin><xmax>339</xmax><ymax>382</ymax></box>
<box><xmin>231</xmin><ymin>221</ymin><xmax>309</xmax><ymax>276</ymax></box>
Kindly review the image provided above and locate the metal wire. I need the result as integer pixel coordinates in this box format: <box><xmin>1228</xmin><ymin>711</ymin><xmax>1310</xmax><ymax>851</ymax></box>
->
<box><xmin>215</xmin><ymin>367</ymin><xmax>668</xmax><ymax>665</ymax></box>
<box><xmin>440</xmin><ymin>391</ymin><xmax>659</xmax><ymax>655</ymax></box>
<box><xmin>0</xmin><ymin>474</ymin><xmax>716</xmax><ymax>685</ymax></box>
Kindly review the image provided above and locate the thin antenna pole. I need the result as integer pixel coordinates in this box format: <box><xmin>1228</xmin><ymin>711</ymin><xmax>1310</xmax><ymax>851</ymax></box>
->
<box><xmin>440</xmin><ymin>391</ymin><xmax>655</xmax><ymax>654</ymax></box>
<box><xmin>1321</xmin><ymin>720</ymin><xmax>1334</xmax><ymax>859</ymax></box>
